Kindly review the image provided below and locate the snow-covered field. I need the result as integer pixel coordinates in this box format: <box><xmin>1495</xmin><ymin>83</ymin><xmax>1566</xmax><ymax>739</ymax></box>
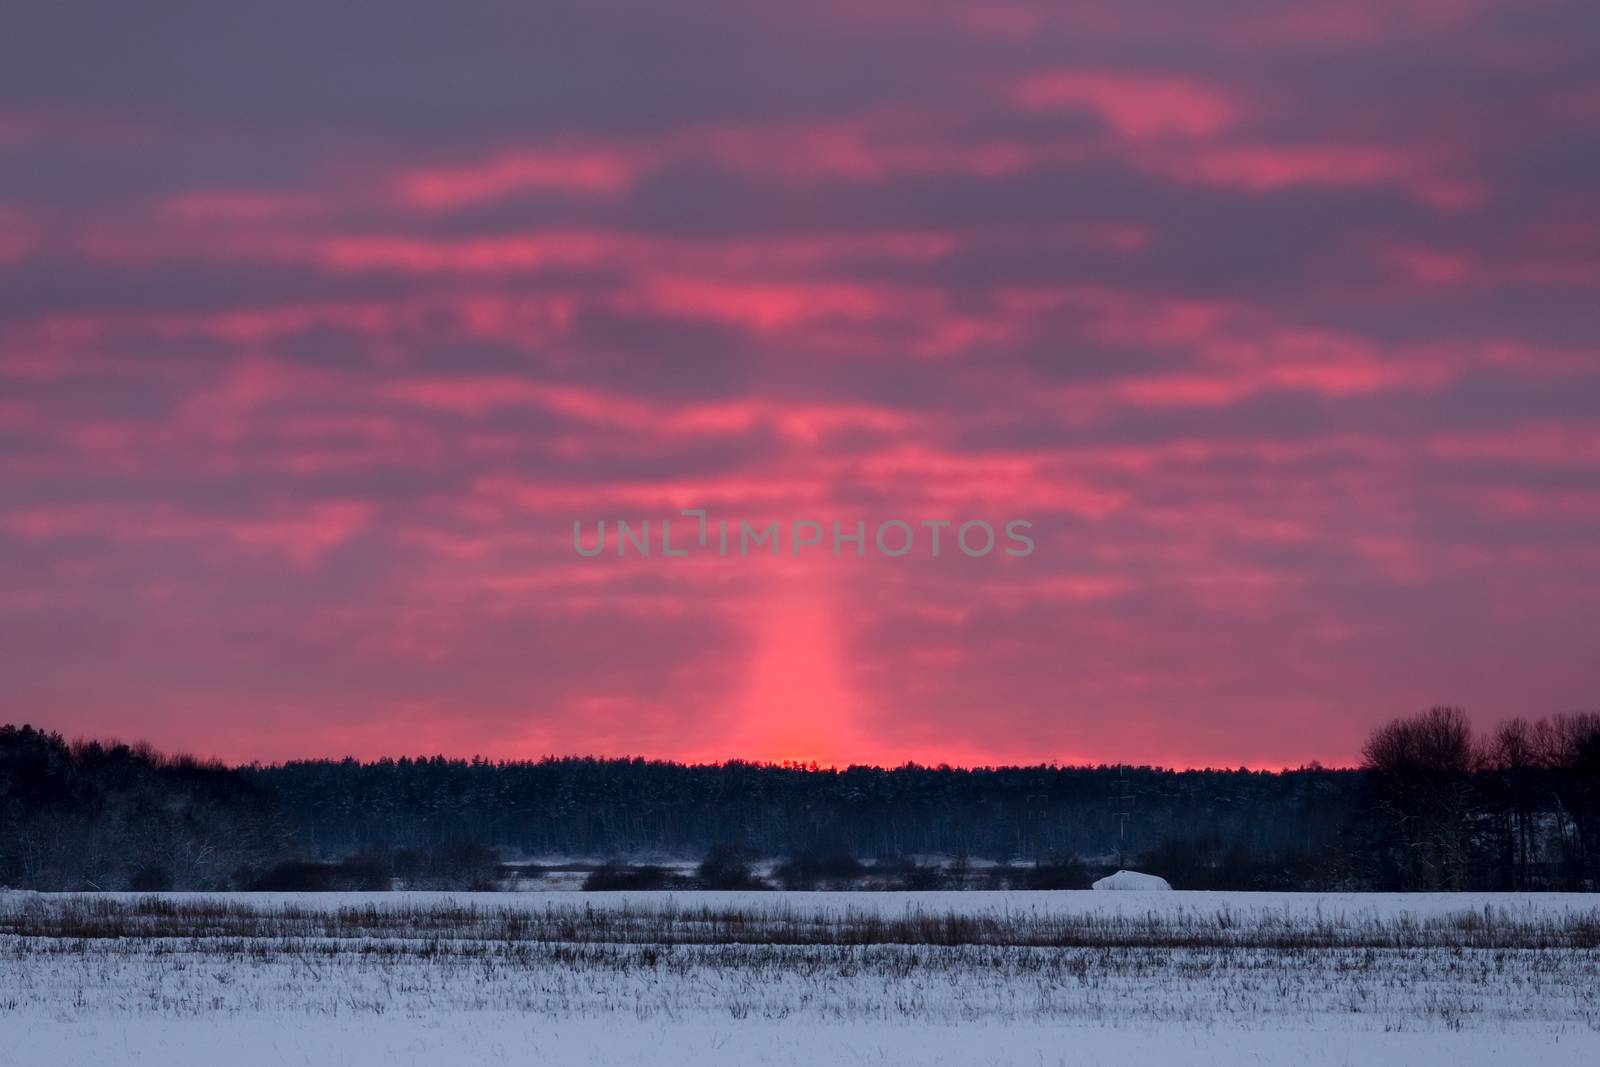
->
<box><xmin>4</xmin><ymin>890</ymin><xmax>1599</xmax><ymax>1066</ymax></box>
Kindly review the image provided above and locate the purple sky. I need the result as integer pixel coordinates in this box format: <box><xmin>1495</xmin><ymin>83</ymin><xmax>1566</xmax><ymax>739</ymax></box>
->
<box><xmin>2</xmin><ymin>1</ymin><xmax>1598</xmax><ymax>767</ymax></box>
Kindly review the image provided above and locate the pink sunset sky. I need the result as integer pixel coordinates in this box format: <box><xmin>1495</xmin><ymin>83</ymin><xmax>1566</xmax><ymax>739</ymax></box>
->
<box><xmin>2</xmin><ymin>1</ymin><xmax>1597</xmax><ymax>768</ymax></box>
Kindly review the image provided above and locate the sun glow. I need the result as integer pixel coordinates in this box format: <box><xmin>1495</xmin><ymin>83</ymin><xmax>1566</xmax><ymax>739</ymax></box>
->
<box><xmin>729</xmin><ymin>567</ymin><xmax>871</xmax><ymax>766</ymax></box>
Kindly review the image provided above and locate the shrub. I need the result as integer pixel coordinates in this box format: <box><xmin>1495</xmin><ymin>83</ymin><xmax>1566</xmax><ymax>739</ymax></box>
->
<box><xmin>246</xmin><ymin>861</ymin><xmax>335</xmax><ymax>891</ymax></box>
<box><xmin>886</xmin><ymin>860</ymin><xmax>946</xmax><ymax>891</ymax></box>
<box><xmin>698</xmin><ymin>843</ymin><xmax>763</xmax><ymax>889</ymax></box>
<box><xmin>1023</xmin><ymin>858</ymin><xmax>1088</xmax><ymax>890</ymax></box>
<box><xmin>582</xmin><ymin>864</ymin><xmax>671</xmax><ymax>891</ymax></box>
<box><xmin>773</xmin><ymin>853</ymin><xmax>865</xmax><ymax>890</ymax></box>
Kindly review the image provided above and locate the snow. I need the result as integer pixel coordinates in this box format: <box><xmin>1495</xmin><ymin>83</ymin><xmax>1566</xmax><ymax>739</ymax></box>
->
<box><xmin>2</xmin><ymin>890</ymin><xmax>1597</xmax><ymax>1066</ymax></box>
<box><xmin>1092</xmin><ymin>869</ymin><xmax>1173</xmax><ymax>890</ymax></box>
<box><xmin>13</xmin><ymin>1017</ymin><xmax>1597</xmax><ymax>1067</ymax></box>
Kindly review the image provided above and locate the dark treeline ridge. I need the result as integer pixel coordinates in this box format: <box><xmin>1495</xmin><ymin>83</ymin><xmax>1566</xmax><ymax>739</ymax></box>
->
<box><xmin>2</xmin><ymin>707</ymin><xmax>1597</xmax><ymax>893</ymax></box>
<box><xmin>252</xmin><ymin>754</ymin><xmax>1355</xmax><ymax>870</ymax></box>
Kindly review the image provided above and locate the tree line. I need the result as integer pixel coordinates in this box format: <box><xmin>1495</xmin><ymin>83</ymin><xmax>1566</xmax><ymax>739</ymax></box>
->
<box><xmin>0</xmin><ymin>724</ymin><xmax>292</xmax><ymax>891</ymax></box>
<box><xmin>2</xmin><ymin>708</ymin><xmax>1597</xmax><ymax>892</ymax></box>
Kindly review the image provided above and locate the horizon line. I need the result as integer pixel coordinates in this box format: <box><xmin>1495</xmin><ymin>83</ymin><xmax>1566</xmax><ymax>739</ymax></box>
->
<box><xmin>7</xmin><ymin>724</ymin><xmax>1354</xmax><ymax>775</ymax></box>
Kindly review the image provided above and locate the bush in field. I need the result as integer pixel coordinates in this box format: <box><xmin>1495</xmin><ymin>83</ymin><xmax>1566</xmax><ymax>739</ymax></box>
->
<box><xmin>1023</xmin><ymin>858</ymin><xmax>1088</xmax><ymax>890</ymax></box>
<box><xmin>582</xmin><ymin>863</ymin><xmax>672</xmax><ymax>891</ymax></box>
<box><xmin>883</xmin><ymin>858</ymin><xmax>947</xmax><ymax>890</ymax></box>
<box><xmin>698</xmin><ymin>843</ymin><xmax>763</xmax><ymax>889</ymax></box>
<box><xmin>983</xmin><ymin>862</ymin><xmax>1017</xmax><ymax>889</ymax></box>
<box><xmin>243</xmin><ymin>856</ymin><xmax>391</xmax><ymax>891</ymax></box>
<box><xmin>389</xmin><ymin>842</ymin><xmax>500</xmax><ymax>890</ymax></box>
<box><xmin>773</xmin><ymin>853</ymin><xmax>864</xmax><ymax>890</ymax></box>
<box><xmin>335</xmin><ymin>855</ymin><xmax>392</xmax><ymax>891</ymax></box>
<box><xmin>438</xmin><ymin>842</ymin><xmax>501</xmax><ymax>891</ymax></box>
<box><xmin>246</xmin><ymin>861</ymin><xmax>338</xmax><ymax>891</ymax></box>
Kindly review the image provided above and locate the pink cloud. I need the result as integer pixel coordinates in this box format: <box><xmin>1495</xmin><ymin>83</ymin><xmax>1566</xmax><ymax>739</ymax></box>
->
<box><xmin>1012</xmin><ymin>69</ymin><xmax>1239</xmax><ymax>139</ymax></box>
<box><xmin>397</xmin><ymin>146</ymin><xmax>638</xmax><ymax>207</ymax></box>
<box><xmin>5</xmin><ymin>501</ymin><xmax>374</xmax><ymax>569</ymax></box>
<box><xmin>1163</xmin><ymin>144</ymin><xmax>1486</xmax><ymax>208</ymax></box>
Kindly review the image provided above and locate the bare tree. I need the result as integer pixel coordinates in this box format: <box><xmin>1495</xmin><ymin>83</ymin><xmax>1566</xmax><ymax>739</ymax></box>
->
<box><xmin>1361</xmin><ymin>707</ymin><xmax>1478</xmax><ymax>890</ymax></box>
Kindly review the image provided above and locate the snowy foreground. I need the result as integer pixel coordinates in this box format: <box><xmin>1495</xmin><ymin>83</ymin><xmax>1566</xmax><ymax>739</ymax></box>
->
<box><xmin>3</xmin><ymin>891</ymin><xmax>1599</xmax><ymax>1066</ymax></box>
